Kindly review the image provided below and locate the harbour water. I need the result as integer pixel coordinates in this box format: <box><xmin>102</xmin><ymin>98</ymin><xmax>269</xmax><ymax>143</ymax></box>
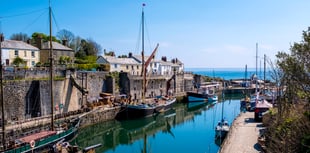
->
<box><xmin>71</xmin><ymin>94</ymin><xmax>242</xmax><ymax>153</ymax></box>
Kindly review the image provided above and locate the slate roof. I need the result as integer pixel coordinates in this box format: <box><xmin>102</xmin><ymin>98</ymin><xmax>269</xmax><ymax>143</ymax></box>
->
<box><xmin>41</xmin><ymin>41</ymin><xmax>72</xmax><ymax>51</ymax></box>
<box><xmin>1</xmin><ymin>40</ymin><xmax>39</xmax><ymax>50</ymax></box>
<box><xmin>103</xmin><ymin>56</ymin><xmax>140</xmax><ymax>65</ymax></box>
<box><xmin>132</xmin><ymin>55</ymin><xmax>150</xmax><ymax>63</ymax></box>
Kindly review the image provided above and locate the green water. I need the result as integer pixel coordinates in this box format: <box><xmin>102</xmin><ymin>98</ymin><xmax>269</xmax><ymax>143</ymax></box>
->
<box><xmin>71</xmin><ymin>95</ymin><xmax>242</xmax><ymax>153</ymax></box>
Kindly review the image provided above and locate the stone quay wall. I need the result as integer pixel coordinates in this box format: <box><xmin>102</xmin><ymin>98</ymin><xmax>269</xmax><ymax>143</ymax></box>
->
<box><xmin>1</xmin><ymin>70</ymin><xmax>194</xmax><ymax>125</ymax></box>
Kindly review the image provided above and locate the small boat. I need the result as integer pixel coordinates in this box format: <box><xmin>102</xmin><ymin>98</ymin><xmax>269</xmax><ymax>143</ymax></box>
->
<box><xmin>155</xmin><ymin>96</ymin><xmax>176</xmax><ymax>113</ymax></box>
<box><xmin>4</xmin><ymin>118</ymin><xmax>80</xmax><ymax>153</ymax></box>
<box><xmin>215</xmin><ymin>83</ymin><xmax>230</xmax><ymax>140</ymax></box>
<box><xmin>54</xmin><ymin>139</ymin><xmax>102</xmax><ymax>153</ymax></box>
<box><xmin>187</xmin><ymin>87</ymin><xmax>218</xmax><ymax>102</ymax></box>
<box><xmin>215</xmin><ymin>119</ymin><xmax>230</xmax><ymax>139</ymax></box>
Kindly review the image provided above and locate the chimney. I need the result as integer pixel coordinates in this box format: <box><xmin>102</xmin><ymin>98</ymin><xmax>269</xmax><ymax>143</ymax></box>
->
<box><xmin>35</xmin><ymin>35</ymin><xmax>43</xmax><ymax>49</ymax></box>
<box><xmin>62</xmin><ymin>39</ymin><xmax>68</xmax><ymax>46</ymax></box>
<box><xmin>128</xmin><ymin>52</ymin><xmax>132</xmax><ymax>58</ymax></box>
<box><xmin>26</xmin><ymin>39</ymin><xmax>31</xmax><ymax>44</ymax></box>
<box><xmin>161</xmin><ymin>56</ymin><xmax>167</xmax><ymax>62</ymax></box>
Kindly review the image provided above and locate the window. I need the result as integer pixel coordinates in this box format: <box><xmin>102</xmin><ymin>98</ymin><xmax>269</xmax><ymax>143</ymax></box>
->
<box><xmin>114</xmin><ymin>64</ymin><xmax>117</xmax><ymax>68</ymax></box>
<box><xmin>126</xmin><ymin>65</ymin><xmax>129</xmax><ymax>69</ymax></box>
<box><xmin>14</xmin><ymin>50</ymin><xmax>18</xmax><ymax>56</ymax></box>
<box><xmin>24</xmin><ymin>51</ymin><xmax>26</xmax><ymax>57</ymax></box>
<box><xmin>31</xmin><ymin>61</ymin><xmax>35</xmax><ymax>66</ymax></box>
<box><xmin>31</xmin><ymin>51</ymin><xmax>35</xmax><ymax>57</ymax></box>
<box><xmin>137</xmin><ymin>65</ymin><xmax>139</xmax><ymax>69</ymax></box>
<box><xmin>131</xmin><ymin>65</ymin><xmax>134</xmax><ymax>70</ymax></box>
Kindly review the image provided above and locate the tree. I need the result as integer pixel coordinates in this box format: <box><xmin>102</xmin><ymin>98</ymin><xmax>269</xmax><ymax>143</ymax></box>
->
<box><xmin>263</xmin><ymin>27</ymin><xmax>310</xmax><ymax>153</ymax></box>
<box><xmin>10</xmin><ymin>33</ymin><xmax>30</xmax><ymax>42</ymax></box>
<box><xmin>31</xmin><ymin>32</ymin><xmax>60</xmax><ymax>43</ymax></box>
<box><xmin>276</xmin><ymin>28</ymin><xmax>310</xmax><ymax>103</ymax></box>
<box><xmin>75</xmin><ymin>38</ymin><xmax>102</xmax><ymax>58</ymax></box>
<box><xmin>12</xmin><ymin>56</ymin><xmax>26</xmax><ymax>67</ymax></box>
<box><xmin>56</xmin><ymin>29</ymin><xmax>75</xmax><ymax>48</ymax></box>
<box><xmin>86</xmin><ymin>38</ymin><xmax>102</xmax><ymax>56</ymax></box>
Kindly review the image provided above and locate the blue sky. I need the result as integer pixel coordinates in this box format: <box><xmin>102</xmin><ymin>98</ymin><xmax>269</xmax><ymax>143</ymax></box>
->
<box><xmin>1</xmin><ymin>0</ymin><xmax>310</xmax><ymax>68</ymax></box>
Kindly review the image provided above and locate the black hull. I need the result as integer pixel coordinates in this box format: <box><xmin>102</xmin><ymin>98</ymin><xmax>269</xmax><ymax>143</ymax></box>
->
<box><xmin>116</xmin><ymin>98</ymin><xmax>176</xmax><ymax>120</ymax></box>
<box><xmin>115</xmin><ymin>105</ymin><xmax>156</xmax><ymax>120</ymax></box>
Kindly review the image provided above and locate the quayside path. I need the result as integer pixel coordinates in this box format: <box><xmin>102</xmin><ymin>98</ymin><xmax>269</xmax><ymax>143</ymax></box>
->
<box><xmin>219</xmin><ymin>111</ymin><xmax>265</xmax><ymax>153</ymax></box>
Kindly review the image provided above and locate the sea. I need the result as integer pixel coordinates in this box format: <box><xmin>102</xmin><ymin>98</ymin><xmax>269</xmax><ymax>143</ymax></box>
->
<box><xmin>71</xmin><ymin>68</ymin><xmax>261</xmax><ymax>153</ymax></box>
<box><xmin>185</xmin><ymin>67</ymin><xmax>272</xmax><ymax>80</ymax></box>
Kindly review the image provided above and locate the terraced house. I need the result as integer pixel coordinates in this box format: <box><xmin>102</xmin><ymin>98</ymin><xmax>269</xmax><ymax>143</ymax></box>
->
<box><xmin>1</xmin><ymin>40</ymin><xmax>40</xmax><ymax>68</ymax></box>
<box><xmin>97</xmin><ymin>55</ymin><xmax>141</xmax><ymax>75</ymax></box>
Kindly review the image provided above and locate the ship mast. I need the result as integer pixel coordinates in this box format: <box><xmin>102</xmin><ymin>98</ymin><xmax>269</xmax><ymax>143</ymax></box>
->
<box><xmin>141</xmin><ymin>3</ymin><xmax>145</xmax><ymax>101</ymax></box>
<box><xmin>0</xmin><ymin>33</ymin><xmax>5</xmax><ymax>149</ymax></box>
<box><xmin>49</xmin><ymin>0</ymin><xmax>54</xmax><ymax>131</ymax></box>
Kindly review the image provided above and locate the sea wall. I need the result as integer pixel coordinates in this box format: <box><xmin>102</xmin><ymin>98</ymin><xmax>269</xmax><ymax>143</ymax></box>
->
<box><xmin>1</xmin><ymin>71</ymin><xmax>111</xmax><ymax>123</ymax></box>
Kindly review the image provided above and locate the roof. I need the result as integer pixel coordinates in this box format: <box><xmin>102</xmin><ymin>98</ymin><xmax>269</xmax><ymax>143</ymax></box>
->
<box><xmin>158</xmin><ymin>60</ymin><xmax>174</xmax><ymax>66</ymax></box>
<box><xmin>132</xmin><ymin>55</ymin><xmax>150</xmax><ymax>63</ymax></box>
<box><xmin>256</xmin><ymin>100</ymin><xmax>273</xmax><ymax>108</ymax></box>
<box><xmin>103</xmin><ymin>56</ymin><xmax>140</xmax><ymax>65</ymax></box>
<box><xmin>41</xmin><ymin>41</ymin><xmax>73</xmax><ymax>51</ymax></box>
<box><xmin>1</xmin><ymin>40</ymin><xmax>39</xmax><ymax>50</ymax></box>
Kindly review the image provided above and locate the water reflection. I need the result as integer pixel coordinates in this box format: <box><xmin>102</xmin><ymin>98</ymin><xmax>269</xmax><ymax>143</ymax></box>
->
<box><xmin>72</xmin><ymin>95</ymin><xmax>241</xmax><ymax>153</ymax></box>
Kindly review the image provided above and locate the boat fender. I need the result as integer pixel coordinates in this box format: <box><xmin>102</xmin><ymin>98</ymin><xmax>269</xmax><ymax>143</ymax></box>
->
<box><xmin>30</xmin><ymin>140</ymin><xmax>35</xmax><ymax>148</ymax></box>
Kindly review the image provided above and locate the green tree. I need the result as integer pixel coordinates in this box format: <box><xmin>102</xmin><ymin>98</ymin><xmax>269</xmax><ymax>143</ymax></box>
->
<box><xmin>276</xmin><ymin>28</ymin><xmax>310</xmax><ymax>104</ymax></box>
<box><xmin>31</xmin><ymin>32</ymin><xmax>60</xmax><ymax>43</ymax></box>
<box><xmin>264</xmin><ymin>27</ymin><xmax>310</xmax><ymax>153</ymax></box>
<box><xmin>75</xmin><ymin>39</ymin><xmax>102</xmax><ymax>58</ymax></box>
<box><xmin>12</xmin><ymin>56</ymin><xmax>26</xmax><ymax>67</ymax></box>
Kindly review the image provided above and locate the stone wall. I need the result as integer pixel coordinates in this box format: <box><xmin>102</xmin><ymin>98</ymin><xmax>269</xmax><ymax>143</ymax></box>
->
<box><xmin>1</xmin><ymin>71</ymin><xmax>111</xmax><ymax>123</ymax></box>
<box><xmin>79</xmin><ymin>107</ymin><xmax>121</xmax><ymax>128</ymax></box>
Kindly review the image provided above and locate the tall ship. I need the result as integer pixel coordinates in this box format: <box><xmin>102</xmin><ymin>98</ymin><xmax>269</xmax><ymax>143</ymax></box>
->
<box><xmin>115</xmin><ymin>4</ymin><xmax>176</xmax><ymax>120</ymax></box>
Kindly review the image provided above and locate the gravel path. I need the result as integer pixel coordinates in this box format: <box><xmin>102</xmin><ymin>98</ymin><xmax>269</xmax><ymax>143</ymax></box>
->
<box><xmin>219</xmin><ymin>111</ymin><xmax>264</xmax><ymax>153</ymax></box>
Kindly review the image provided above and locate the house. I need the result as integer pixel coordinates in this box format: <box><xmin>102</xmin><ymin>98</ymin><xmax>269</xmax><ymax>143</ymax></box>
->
<box><xmin>36</xmin><ymin>38</ymin><xmax>74</xmax><ymax>64</ymax></box>
<box><xmin>97</xmin><ymin>55</ymin><xmax>141</xmax><ymax>75</ymax></box>
<box><xmin>171</xmin><ymin>58</ymin><xmax>184</xmax><ymax>73</ymax></box>
<box><xmin>1</xmin><ymin>40</ymin><xmax>40</xmax><ymax>68</ymax></box>
<box><xmin>132</xmin><ymin>55</ymin><xmax>184</xmax><ymax>75</ymax></box>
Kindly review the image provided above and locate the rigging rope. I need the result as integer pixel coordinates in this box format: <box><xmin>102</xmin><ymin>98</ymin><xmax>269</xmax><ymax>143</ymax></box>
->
<box><xmin>21</xmin><ymin>10</ymin><xmax>48</xmax><ymax>34</ymax></box>
<box><xmin>51</xmin><ymin>8</ymin><xmax>60</xmax><ymax>35</ymax></box>
<box><xmin>0</xmin><ymin>8</ymin><xmax>47</xmax><ymax>19</ymax></box>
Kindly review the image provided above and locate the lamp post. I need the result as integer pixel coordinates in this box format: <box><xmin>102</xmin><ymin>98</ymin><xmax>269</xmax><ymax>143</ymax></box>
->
<box><xmin>0</xmin><ymin>33</ymin><xmax>5</xmax><ymax>149</ymax></box>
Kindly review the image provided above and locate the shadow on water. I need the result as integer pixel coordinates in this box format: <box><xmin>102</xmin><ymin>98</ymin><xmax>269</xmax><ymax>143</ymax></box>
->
<box><xmin>71</xmin><ymin>97</ymin><xmax>241</xmax><ymax>153</ymax></box>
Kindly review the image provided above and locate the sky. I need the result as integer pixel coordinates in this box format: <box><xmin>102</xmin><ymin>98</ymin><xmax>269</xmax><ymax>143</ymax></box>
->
<box><xmin>1</xmin><ymin>0</ymin><xmax>310</xmax><ymax>69</ymax></box>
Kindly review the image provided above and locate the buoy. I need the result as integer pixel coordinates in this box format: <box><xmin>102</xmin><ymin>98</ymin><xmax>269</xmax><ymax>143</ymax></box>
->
<box><xmin>30</xmin><ymin>140</ymin><xmax>35</xmax><ymax>148</ymax></box>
